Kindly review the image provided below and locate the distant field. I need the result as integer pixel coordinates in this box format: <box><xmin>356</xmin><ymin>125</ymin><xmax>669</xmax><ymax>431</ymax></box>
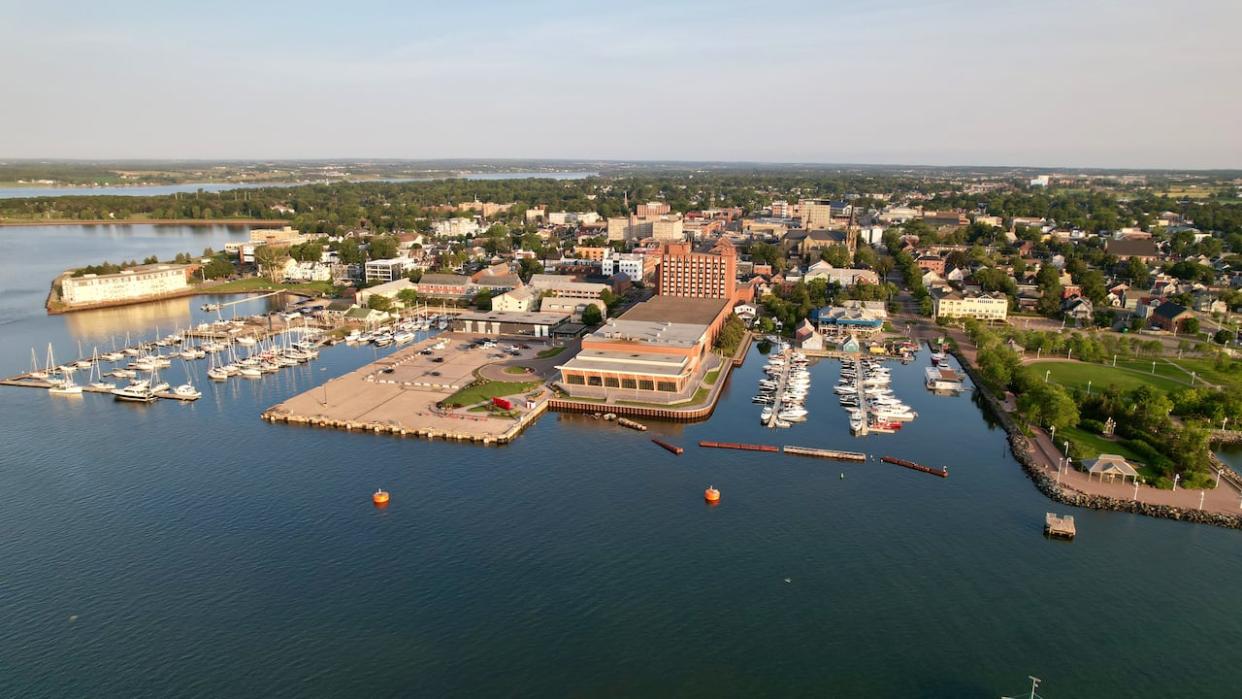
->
<box><xmin>1027</xmin><ymin>360</ymin><xmax>1188</xmax><ymax>393</ymax></box>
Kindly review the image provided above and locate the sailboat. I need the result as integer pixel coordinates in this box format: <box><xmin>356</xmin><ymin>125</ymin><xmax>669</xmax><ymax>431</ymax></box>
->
<box><xmin>49</xmin><ymin>367</ymin><xmax>83</xmax><ymax>395</ymax></box>
<box><xmin>74</xmin><ymin>340</ymin><xmax>93</xmax><ymax>369</ymax></box>
<box><xmin>88</xmin><ymin>348</ymin><xmax>114</xmax><ymax>391</ymax></box>
<box><xmin>173</xmin><ymin>359</ymin><xmax>201</xmax><ymax>400</ymax></box>
<box><xmin>29</xmin><ymin>347</ymin><xmax>48</xmax><ymax>379</ymax></box>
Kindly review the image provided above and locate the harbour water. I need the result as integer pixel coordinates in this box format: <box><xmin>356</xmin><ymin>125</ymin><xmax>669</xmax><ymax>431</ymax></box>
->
<box><xmin>0</xmin><ymin>171</ymin><xmax>596</xmax><ymax>199</ymax></box>
<box><xmin>1</xmin><ymin>226</ymin><xmax>1241</xmax><ymax>697</ymax></box>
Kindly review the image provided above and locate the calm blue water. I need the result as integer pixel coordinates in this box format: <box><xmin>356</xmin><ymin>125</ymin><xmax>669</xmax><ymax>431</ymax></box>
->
<box><xmin>0</xmin><ymin>172</ymin><xmax>595</xmax><ymax>199</ymax></box>
<box><xmin>1</xmin><ymin>226</ymin><xmax>1240</xmax><ymax>697</ymax></box>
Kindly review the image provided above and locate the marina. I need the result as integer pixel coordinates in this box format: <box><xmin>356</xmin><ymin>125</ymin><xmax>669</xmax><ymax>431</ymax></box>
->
<box><xmin>2</xmin><ymin>226</ymin><xmax>1241</xmax><ymax>697</ymax></box>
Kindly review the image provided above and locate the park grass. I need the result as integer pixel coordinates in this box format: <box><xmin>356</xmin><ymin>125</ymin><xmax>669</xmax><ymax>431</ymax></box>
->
<box><xmin>1163</xmin><ymin>357</ymin><xmax>1242</xmax><ymax>391</ymax></box>
<box><xmin>442</xmin><ymin>379</ymin><xmax>539</xmax><ymax>408</ymax></box>
<box><xmin>1060</xmin><ymin>425</ymin><xmax>1146</xmax><ymax>463</ymax></box>
<box><xmin>203</xmin><ymin>277</ymin><xmax>335</xmax><ymax>296</ymax></box>
<box><xmin>1028</xmin><ymin>360</ymin><xmax>1188</xmax><ymax>394</ymax></box>
<box><xmin>503</xmin><ymin>366</ymin><xmax>532</xmax><ymax>375</ymax></box>
<box><xmin>536</xmin><ymin>346</ymin><xmax>565</xmax><ymax>359</ymax></box>
<box><xmin>703</xmin><ymin>367</ymin><xmax>721</xmax><ymax>385</ymax></box>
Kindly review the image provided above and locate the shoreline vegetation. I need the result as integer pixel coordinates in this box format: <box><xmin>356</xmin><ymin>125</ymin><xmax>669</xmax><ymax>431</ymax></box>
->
<box><xmin>0</xmin><ymin>218</ymin><xmax>274</xmax><ymax>227</ymax></box>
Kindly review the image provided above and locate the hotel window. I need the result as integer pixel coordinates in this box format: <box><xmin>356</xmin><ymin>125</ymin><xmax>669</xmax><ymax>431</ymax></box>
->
<box><xmin>567</xmin><ymin>374</ymin><xmax>585</xmax><ymax>385</ymax></box>
<box><xmin>638</xmin><ymin>379</ymin><xmax>655</xmax><ymax>391</ymax></box>
<box><xmin>621</xmin><ymin>378</ymin><xmax>637</xmax><ymax>389</ymax></box>
<box><xmin>587</xmin><ymin>376</ymin><xmax>603</xmax><ymax>387</ymax></box>
<box><xmin>604</xmin><ymin>376</ymin><xmax>620</xmax><ymax>388</ymax></box>
<box><xmin>657</xmin><ymin>381</ymin><xmax>676</xmax><ymax>392</ymax></box>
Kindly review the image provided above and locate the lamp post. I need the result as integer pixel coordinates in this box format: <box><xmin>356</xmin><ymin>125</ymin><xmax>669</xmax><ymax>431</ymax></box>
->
<box><xmin>1151</xmin><ymin>361</ymin><xmax>1156</xmax><ymax>375</ymax></box>
<box><xmin>1199</xmin><ymin>491</ymin><xmax>1205</xmax><ymax>511</ymax></box>
<box><xmin>1133</xmin><ymin>478</ymin><xmax>1141</xmax><ymax>500</ymax></box>
<box><xmin>1063</xmin><ymin>440</ymin><xmax>1069</xmax><ymax>456</ymax></box>
<box><xmin>1067</xmin><ymin>348</ymin><xmax>1073</xmax><ymax>360</ymax></box>
<box><xmin>1113</xmin><ymin>353</ymin><xmax>1117</xmax><ymax>367</ymax></box>
<box><xmin>1087</xmin><ymin>380</ymin><xmax>1092</xmax><ymax>397</ymax></box>
<box><xmin>1049</xmin><ymin>425</ymin><xmax>1056</xmax><ymax>444</ymax></box>
<box><xmin>1173</xmin><ymin>473</ymin><xmax>1181</xmax><ymax>492</ymax></box>
<box><xmin>1045</xmin><ymin>369</ymin><xmax>1051</xmax><ymax>384</ymax></box>
<box><xmin>1216</xmin><ymin>469</ymin><xmax>1222</xmax><ymax>489</ymax></box>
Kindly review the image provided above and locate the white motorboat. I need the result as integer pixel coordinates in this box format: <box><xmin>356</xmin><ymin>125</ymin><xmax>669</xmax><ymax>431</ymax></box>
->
<box><xmin>173</xmin><ymin>384</ymin><xmax>201</xmax><ymax>400</ymax></box>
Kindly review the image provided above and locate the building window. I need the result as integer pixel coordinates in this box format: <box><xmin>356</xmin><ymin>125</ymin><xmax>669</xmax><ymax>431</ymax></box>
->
<box><xmin>587</xmin><ymin>376</ymin><xmax>602</xmax><ymax>387</ymax></box>
<box><xmin>638</xmin><ymin>379</ymin><xmax>654</xmax><ymax>391</ymax></box>
<box><xmin>621</xmin><ymin>378</ymin><xmax>637</xmax><ymax>389</ymax></box>
<box><xmin>657</xmin><ymin>381</ymin><xmax>676</xmax><ymax>392</ymax></box>
<box><xmin>604</xmin><ymin>376</ymin><xmax>620</xmax><ymax>388</ymax></box>
<box><xmin>567</xmin><ymin>374</ymin><xmax>585</xmax><ymax>385</ymax></box>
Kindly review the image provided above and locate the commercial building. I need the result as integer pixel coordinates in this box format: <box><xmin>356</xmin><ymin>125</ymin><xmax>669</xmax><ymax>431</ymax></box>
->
<box><xmin>61</xmin><ymin>264</ymin><xmax>191</xmax><ymax>306</ymax></box>
<box><xmin>413</xmin><ymin>273</ymin><xmax>474</xmax><ymax>299</ymax></box>
<box><xmin>601</xmin><ymin>250</ymin><xmax>658</xmax><ymax>283</ymax></box>
<box><xmin>801</xmin><ymin>199</ymin><xmax>834</xmax><ymax>229</ymax></box>
<box><xmin>356</xmin><ymin>278</ymin><xmax>417</xmax><ymax>307</ymax></box>
<box><xmin>932</xmin><ymin>289</ymin><xmax>1009</xmax><ymax>321</ymax></box>
<box><xmin>636</xmin><ymin>201</ymin><xmax>670</xmax><ymax>217</ymax></box>
<box><xmin>657</xmin><ymin>239</ymin><xmax>737</xmax><ymax>299</ymax></box>
<box><xmin>249</xmin><ymin>226</ymin><xmax>306</xmax><ymax>246</ymax></box>
<box><xmin>803</xmin><ymin>261</ymin><xmax>880</xmax><ymax>287</ymax></box>
<box><xmin>451</xmin><ymin>310</ymin><xmax>569</xmax><ymax>338</ymax></box>
<box><xmin>540</xmin><ymin>296</ymin><xmax>606</xmax><ymax>322</ymax></box>
<box><xmin>651</xmin><ymin>216</ymin><xmax>685</xmax><ymax>241</ymax></box>
<box><xmin>431</xmin><ymin>218</ymin><xmax>483</xmax><ymax>237</ymax></box>
<box><xmin>528</xmin><ymin>274</ymin><xmax>608</xmax><ymax>299</ymax></box>
<box><xmin>814</xmin><ymin>301</ymin><xmax>887</xmax><ymax>333</ymax></box>
<box><xmin>556</xmin><ymin>296</ymin><xmax>730</xmax><ymax>398</ymax></box>
<box><xmin>489</xmin><ymin>286</ymin><xmax>538</xmax><ymax>312</ymax></box>
<box><xmin>364</xmin><ymin>258</ymin><xmax>408</xmax><ymax>284</ymax></box>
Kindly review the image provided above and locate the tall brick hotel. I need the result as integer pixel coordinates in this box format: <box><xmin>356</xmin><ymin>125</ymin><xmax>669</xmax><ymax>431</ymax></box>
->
<box><xmin>557</xmin><ymin>238</ymin><xmax>750</xmax><ymax>402</ymax></box>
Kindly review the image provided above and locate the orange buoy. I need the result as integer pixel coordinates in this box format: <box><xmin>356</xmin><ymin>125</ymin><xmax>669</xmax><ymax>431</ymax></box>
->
<box><xmin>372</xmin><ymin>488</ymin><xmax>390</xmax><ymax>506</ymax></box>
<box><xmin>704</xmin><ymin>486</ymin><xmax>721</xmax><ymax>503</ymax></box>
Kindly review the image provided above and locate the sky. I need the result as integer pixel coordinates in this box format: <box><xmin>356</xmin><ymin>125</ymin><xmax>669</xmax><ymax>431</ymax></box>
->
<box><xmin>2</xmin><ymin>0</ymin><xmax>1240</xmax><ymax>169</ymax></box>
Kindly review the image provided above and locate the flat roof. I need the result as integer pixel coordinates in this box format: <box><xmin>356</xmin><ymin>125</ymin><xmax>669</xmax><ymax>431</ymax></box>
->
<box><xmin>560</xmin><ymin>349</ymin><xmax>689</xmax><ymax>376</ymax></box>
<box><xmin>617</xmin><ymin>295</ymin><xmax>728</xmax><ymax>325</ymax></box>
<box><xmin>455</xmin><ymin>310</ymin><xmax>569</xmax><ymax>325</ymax></box>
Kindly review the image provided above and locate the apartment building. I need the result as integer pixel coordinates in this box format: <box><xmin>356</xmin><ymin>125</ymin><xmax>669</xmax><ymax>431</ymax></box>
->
<box><xmin>656</xmin><ymin>239</ymin><xmax>737</xmax><ymax>300</ymax></box>
<box><xmin>932</xmin><ymin>289</ymin><xmax>1009</xmax><ymax>321</ymax></box>
<box><xmin>61</xmin><ymin>264</ymin><xmax>190</xmax><ymax>306</ymax></box>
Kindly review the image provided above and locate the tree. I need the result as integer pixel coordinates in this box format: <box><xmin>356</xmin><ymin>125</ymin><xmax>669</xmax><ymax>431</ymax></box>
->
<box><xmin>336</xmin><ymin>238</ymin><xmax>365</xmax><ymax>265</ymax></box>
<box><xmin>1182</xmin><ymin>317</ymin><xmax>1200</xmax><ymax>335</ymax></box>
<box><xmin>253</xmin><ymin>245</ymin><xmax>289</xmax><ymax>282</ymax></box>
<box><xmin>473</xmin><ymin>291</ymin><xmax>493</xmax><ymax>310</ymax></box>
<box><xmin>820</xmin><ymin>244</ymin><xmax>851</xmax><ymax>267</ymax></box>
<box><xmin>581</xmin><ymin>303</ymin><xmax>603</xmax><ymax>326</ymax></box>
<box><xmin>202</xmin><ymin>257</ymin><xmax>234</xmax><ymax>279</ymax></box>
<box><xmin>518</xmin><ymin>257</ymin><xmax>544</xmax><ymax>281</ymax></box>
<box><xmin>367</xmin><ymin>295</ymin><xmax>393</xmax><ymax>312</ymax></box>
<box><xmin>367</xmin><ymin>235</ymin><xmax>399</xmax><ymax>260</ymax></box>
<box><xmin>396</xmin><ymin>288</ymin><xmax>419</xmax><ymax>308</ymax></box>
<box><xmin>1214</xmin><ymin>329</ymin><xmax>1232</xmax><ymax>345</ymax></box>
<box><xmin>1125</xmin><ymin>257</ymin><xmax>1149</xmax><ymax>288</ymax></box>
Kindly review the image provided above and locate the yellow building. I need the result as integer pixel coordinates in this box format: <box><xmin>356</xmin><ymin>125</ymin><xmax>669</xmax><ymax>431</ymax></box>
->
<box><xmin>932</xmin><ymin>290</ymin><xmax>1009</xmax><ymax>321</ymax></box>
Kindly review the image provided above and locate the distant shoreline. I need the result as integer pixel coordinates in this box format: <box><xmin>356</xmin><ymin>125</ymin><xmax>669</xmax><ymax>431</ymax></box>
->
<box><xmin>0</xmin><ymin>218</ymin><xmax>278</xmax><ymax>227</ymax></box>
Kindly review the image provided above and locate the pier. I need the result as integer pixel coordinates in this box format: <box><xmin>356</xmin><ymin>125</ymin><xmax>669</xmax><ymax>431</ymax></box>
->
<box><xmin>782</xmin><ymin>446</ymin><xmax>867</xmax><ymax>462</ymax></box>
<box><xmin>651</xmin><ymin>438</ymin><xmax>684</xmax><ymax>455</ymax></box>
<box><xmin>1045</xmin><ymin>513</ymin><xmax>1077</xmax><ymax>539</ymax></box>
<box><xmin>698</xmin><ymin>440</ymin><xmax>780</xmax><ymax>453</ymax></box>
<box><xmin>880</xmin><ymin>456</ymin><xmax>949</xmax><ymax>478</ymax></box>
<box><xmin>764</xmin><ymin>350</ymin><xmax>795</xmax><ymax>428</ymax></box>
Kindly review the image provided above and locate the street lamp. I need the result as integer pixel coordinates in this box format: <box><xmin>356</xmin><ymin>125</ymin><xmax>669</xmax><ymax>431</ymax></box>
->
<box><xmin>1199</xmin><ymin>491</ymin><xmax>1205</xmax><ymax>511</ymax></box>
<box><xmin>1133</xmin><ymin>478</ymin><xmax>1141</xmax><ymax>500</ymax></box>
<box><xmin>1113</xmin><ymin>353</ymin><xmax>1117</xmax><ymax>368</ymax></box>
<box><xmin>1173</xmin><ymin>473</ymin><xmax>1181</xmax><ymax>492</ymax></box>
<box><xmin>1216</xmin><ymin>469</ymin><xmax>1222</xmax><ymax>489</ymax></box>
<box><xmin>1087</xmin><ymin>380</ymin><xmax>1092</xmax><ymax>397</ymax></box>
<box><xmin>1045</xmin><ymin>369</ymin><xmax>1051</xmax><ymax>383</ymax></box>
<box><xmin>1063</xmin><ymin>440</ymin><xmax>1069</xmax><ymax>456</ymax></box>
<box><xmin>1049</xmin><ymin>425</ymin><xmax>1056</xmax><ymax>443</ymax></box>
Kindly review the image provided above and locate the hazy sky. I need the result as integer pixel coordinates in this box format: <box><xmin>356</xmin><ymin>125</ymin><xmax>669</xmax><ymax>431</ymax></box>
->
<box><xmin>2</xmin><ymin>0</ymin><xmax>1240</xmax><ymax>168</ymax></box>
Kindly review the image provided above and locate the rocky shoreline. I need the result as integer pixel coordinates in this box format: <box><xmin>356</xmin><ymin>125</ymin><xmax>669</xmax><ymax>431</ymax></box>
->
<box><xmin>952</xmin><ymin>348</ymin><xmax>1242</xmax><ymax>531</ymax></box>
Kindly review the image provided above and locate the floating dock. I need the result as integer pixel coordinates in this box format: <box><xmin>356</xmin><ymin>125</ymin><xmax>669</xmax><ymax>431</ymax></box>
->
<box><xmin>1045</xmin><ymin>513</ymin><xmax>1076</xmax><ymax>539</ymax></box>
<box><xmin>617</xmin><ymin>417</ymin><xmax>648</xmax><ymax>432</ymax></box>
<box><xmin>651</xmin><ymin>438</ymin><xmax>683</xmax><ymax>455</ymax></box>
<box><xmin>698</xmin><ymin>440</ymin><xmax>780</xmax><ymax>453</ymax></box>
<box><xmin>880</xmin><ymin>456</ymin><xmax>949</xmax><ymax>478</ymax></box>
<box><xmin>782</xmin><ymin>446</ymin><xmax>867</xmax><ymax>462</ymax></box>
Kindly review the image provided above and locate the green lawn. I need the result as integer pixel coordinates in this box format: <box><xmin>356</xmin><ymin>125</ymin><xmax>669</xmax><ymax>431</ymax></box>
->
<box><xmin>503</xmin><ymin>366</ymin><xmax>532</xmax><ymax>375</ymax></box>
<box><xmin>536</xmin><ymin>346</ymin><xmax>566</xmax><ymax>359</ymax></box>
<box><xmin>1163</xmin><ymin>357</ymin><xmax>1242</xmax><ymax>391</ymax></box>
<box><xmin>202</xmin><ymin>277</ymin><xmax>335</xmax><ymax>296</ymax></box>
<box><xmin>442</xmin><ymin>379</ymin><xmax>539</xmax><ymax>408</ymax></box>
<box><xmin>703</xmin><ymin>368</ymin><xmax>721</xmax><ymax>385</ymax></box>
<box><xmin>1060</xmin><ymin>425</ymin><xmax>1145</xmax><ymax>462</ymax></box>
<box><xmin>1028</xmin><ymin>361</ymin><xmax>1188</xmax><ymax>393</ymax></box>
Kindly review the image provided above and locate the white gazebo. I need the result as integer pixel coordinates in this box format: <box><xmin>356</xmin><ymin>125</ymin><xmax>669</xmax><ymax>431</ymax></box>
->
<box><xmin>1082</xmin><ymin>454</ymin><xmax>1140</xmax><ymax>483</ymax></box>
